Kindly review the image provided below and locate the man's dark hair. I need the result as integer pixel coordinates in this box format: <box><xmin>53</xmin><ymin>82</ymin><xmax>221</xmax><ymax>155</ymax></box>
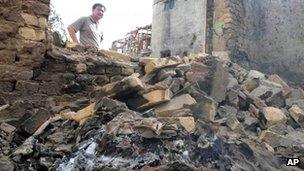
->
<box><xmin>92</xmin><ymin>3</ymin><xmax>106</xmax><ymax>11</ymax></box>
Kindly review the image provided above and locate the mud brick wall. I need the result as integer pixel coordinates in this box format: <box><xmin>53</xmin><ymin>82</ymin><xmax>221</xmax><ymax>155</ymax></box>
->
<box><xmin>0</xmin><ymin>48</ymin><xmax>138</xmax><ymax>115</ymax></box>
<box><xmin>0</xmin><ymin>0</ymin><xmax>50</xmax><ymax>92</ymax></box>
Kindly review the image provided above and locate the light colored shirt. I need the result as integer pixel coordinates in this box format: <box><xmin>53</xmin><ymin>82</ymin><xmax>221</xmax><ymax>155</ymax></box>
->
<box><xmin>70</xmin><ymin>16</ymin><xmax>103</xmax><ymax>49</ymax></box>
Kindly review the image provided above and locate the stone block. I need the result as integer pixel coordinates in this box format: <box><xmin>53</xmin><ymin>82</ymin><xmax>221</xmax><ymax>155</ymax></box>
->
<box><xmin>186</xmin><ymin>62</ymin><xmax>210</xmax><ymax>83</ymax></box>
<box><xmin>0</xmin><ymin>157</ymin><xmax>14</xmax><ymax>171</ymax></box>
<box><xmin>15</xmin><ymin>80</ymin><xmax>39</xmax><ymax>95</ymax></box>
<box><xmin>0</xmin><ymin>50</ymin><xmax>16</xmax><ymax>64</ymax></box>
<box><xmin>258</xmin><ymin>130</ymin><xmax>291</xmax><ymax>148</ymax></box>
<box><xmin>106</xmin><ymin>66</ymin><xmax>122</xmax><ymax>76</ymax></box>
<box><xmin>0</xmin><ymin>100</ymin><xmax>27</xmax><ymax>122</ymax></box>
<box><xmin>155</xmin><ymin>94</ymin><xmax>196</xmax><ymax>117</ymax></box>
<box><xmin>35</xmin><ymin>30</ymin><xmax>46</xmax><ymax>40</ymax></box>
<box><xmin>93</xmin><ymin>75</ymin><xmax>145</xmax><ymax>99</ymax></box>
<box><xmin>21</xmin><ymin>13</ymin><xmax>39</xmax><ymax>27</ymax></box>
<box><xmin>88</xmin><ymin>65</ymin><xmax>105</xmax><ymax>75</ymax></box>
<box><xmin>226</xmin><ymin>116</ymin><xmax>240</xmax><ymax>130</ymax></box>
<box><xmin>75</xmin><ymin>63</ymin><xmax>87</xmax><ymax>74</ymax></box>
<box><xmin>38</xmin><ymin>17</ymin><xmax>47</xmax><ymax>28</ymax></box>
<box><xmin>190</xmin><ymin>95</ymin><xmax>217</xmax><ymax>122</ymax></box>
<box><xmin>246</xmin><ymin>70</ymin><xmax>265</xmax><ymax>80</ymax></box>
<box><xmin>0</xmin><ymin>65</ymin><xmax>33</xmax><ymax>81</ymax></box>
<box><xmin>0</xmin><ymin>21</ymin><xmax>18</xmax><ymax>36</ymax></box>
<box><xmin>156</xmin><ymin>68</ymin><xmax>176</xmax><ymax>82</ymax></box>
<box><xmin>22</xmin><ymin>0</ymin><xmax>50</xmax><ymax>16</ymax></box>
<box><xmin>178</xmin><ymin>117</ymin><xmax>195</xmax><ymax>132</ymax></box>
<box><xmin>0</xmin><ymin>38</ymin><xmax>23</xmax><ymax>51</ymax></box>
<box><xmin>76</xmin><ymin>74</ymin><xmax>95</xmax><ymax>86</ymax></box>
<box><xmin>110</xmin><ymin>75</ymin><xmax>124</xmax><ymax>82</ymax></box>
<box><xmin>97</xmin><ymin>49</ymin><xmax>131</xmax><ymax>62</ymax></box>
<box><xmin>21</xmin><ymin>108</ymin><xmax>52</xmax><ymax>134</ymax></box>
<box><xmin>18</xmin><ymin>27</ymin><xmax>45</xmax><ymax>41</ymax></box>
<box><xmin>0</xmin><ymin>81</ymin><xmax>14</xmax><ymax>92</ymax></box>
<box><xmin>121</xmin><ymin>67</ymin><xmax>135</xmax><ymax>76</ymax></box>
<box><xmin>286</xmin><ymin>99</ymin><xmax>304</xmax><ymax>110</ymax></box>
<box><xmin>210</xmin><ymin>61</ymin><xmax>229</xmax><ymax>102</ymax></box>
<box><xmin>144</xmin><ymin>57</ymin><xmax>182</xmax><ymax>74</ymax></box>
<box><xmin>92</xmin><ymin>75</ymin><xmax>109</xmax><ymax>85</ymax></box>
<box><xmin>288</xmin><ymin>105</ymin><xmax>304</xmax><ymax>124</ymax></box>
<box><xmin>268</xmin><ymin>74</ymin><xmax>291</xmax><ymax>97</ymax></box>
<box><xmin>39</xmin><ymin>82</ymin><xmax>61</xmax><ymax>95</ymax></box>
<box><xmin>259</xmin><ymin>107</ymin><xmax>287</xmax><ymax>128</ymax></box>
<box><xmin>131</xmin><ymin>89</ymin><xmax>172</xmax><ymax>110</ymax></box>
<box><xmin>18</xmin><ymin>27</ymin><xmax>36</xmax><ymax>40</ymax></box>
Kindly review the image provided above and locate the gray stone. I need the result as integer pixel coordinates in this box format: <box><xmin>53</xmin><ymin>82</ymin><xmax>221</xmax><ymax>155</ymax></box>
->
<box><xmin>121</xmin><ymin>67</ymin><xmax>135</xmax><ymax>76</ymax></box>
<box><xmin>0</xmin><ymin>157</ymin><xmax>14</xmax><ymax>171</ymax></box>
<box><xmin>226</xmin><ymin>116</ymin><xmax>240</xmax><ymax>130</ymax></box>
<box><xmin>75</xmin><ymin>63</ymin><xmax>87</xmax><ymax>74</ymax></box>
<box><xmin>217</xmin><ymin>105</ymin><xmax>237</xmax><ymax>118</ymax></box>
<box><xmin>169</xmin><ymin>78</ymin><xmax>181</xmax><ymax>94</ymax></box>
<box><xmin>106</xmin><ymin>66</ymin><xmax>121</xmax><ymax>76</ymax></box>
<box><xmin>39</xmin><ymin>157</ymin><xmax>54</xmax><ymax>168</ymax></box>
<box><xmin>0</xmin><ymin>81</ymin><xmax>14</xmax><ymax>92</ymax></box>
<box><xmin>259</xmin><ymin>107</ymin><xmax>287</xmax><ymax>129</ymax></box>
<box><xmin>243</xmin><ymin>116</ymin><xmax>259</xmax><ymax>131</ymax></box>
<box><xmin>246</xmin><ymin>70</ymin><xmax>265</xmax><ymax>80</ymax></box>
<box><xmin>157</xmin><ymin>68</ymin><xmax>176</xmax><ymax>81</ymax></box>
<box><xmin>0</xmin><ymin>122</ymin><xmax>16</xmax><ymax>135</ymax></box>
<box><xmin>92</xmin><ymin>75</ymin><xmax>109</xmax><ymax>85</ymax></box>
<box><xmin>227</xmin><ymin>75</ymin><xmax>239</xmax><ymax>90</ymax></box>
<box><xmin>110</xmin><ymin>75</ymin><xmax>124</xmax><ymax>82</ymax></box>
<box><xmin>227</xmin><ymin>90</ymin><xmax>239</xmax><ymax>107</ymax></box>
<box><xmin>0</xmin><ymin>100</ymin><xmax>27</xmax><ymax>122</ymax></box>
<box><xmin>15</xmin><ymin>81</ymin><xmax>39</xmax><ymax>95</ymax></box>
<box><xmin>21</xmin><ymin>108</ymin><xmax>52</xmax><ymax>134</ymax></box>
<box><xmin>210</xmin><ymin>61</ymin><xmax>229</xmax><ymax>103</ymax></box>
<box><xmin>13</xmin><ymin>136</ymin><xmax>36</xmax><ymax>156</ymax></box>
<box><xmin>190</xmin><ymin>95</ymin><xmax>217</xmax><ymax>122</ymax></box>
<box><xmin>286</xmin><ymin>99</ymin><xmax>304</xmax><ymax>110</ymax></box>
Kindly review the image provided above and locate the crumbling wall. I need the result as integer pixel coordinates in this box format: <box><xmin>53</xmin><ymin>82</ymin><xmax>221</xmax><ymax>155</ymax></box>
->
<box><xmin>151</xmin><ymin>0</ymin><xmax>208</xmax><ymax>57</ymax></box>
<box><xmin>0</xmin><ymin>0</ymin><xmax>50</xmax><ymax>92</ymax></box>
<box><xmin>0</xmin><ymin>46</ymin><xmax>138</xmax><ymax>132</ymax></box>
<box><xmin>212</xmin><ymin>0</ymin><xmax>304</xmax><ymax>84</ymax></box>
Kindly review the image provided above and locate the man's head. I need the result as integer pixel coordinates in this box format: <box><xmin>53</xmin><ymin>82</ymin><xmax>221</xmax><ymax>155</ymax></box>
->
<box><xmin>92</xmin><ymin>3</ymin><xmax>106</xmax><ymax>21</ymax></box>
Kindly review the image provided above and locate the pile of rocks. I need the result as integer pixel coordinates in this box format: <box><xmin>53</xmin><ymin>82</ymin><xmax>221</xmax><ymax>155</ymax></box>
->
<box><xmin>1</xmin><ymin>51</ymin><xmax>304</xmax><ymax>170</ymax></box>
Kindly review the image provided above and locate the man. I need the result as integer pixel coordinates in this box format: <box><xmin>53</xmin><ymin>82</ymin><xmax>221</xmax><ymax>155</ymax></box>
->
<box><xmin>67</xmin><ymin>3</ymin><xmax>106</xmax><ymax>50</ymax></box>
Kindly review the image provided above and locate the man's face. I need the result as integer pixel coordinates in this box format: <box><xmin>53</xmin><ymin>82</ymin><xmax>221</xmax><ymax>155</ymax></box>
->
<box><xmin>92</xmin><ymin>6</ymin><xmax>104</xmax><ymax>20</ymax></box>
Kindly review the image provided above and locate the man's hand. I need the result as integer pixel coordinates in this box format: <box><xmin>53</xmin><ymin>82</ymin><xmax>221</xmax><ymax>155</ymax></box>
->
<box><xmin>67</xmin><ymin>26</ymin><xmax>80</xmax><ymax>44</ymax></box>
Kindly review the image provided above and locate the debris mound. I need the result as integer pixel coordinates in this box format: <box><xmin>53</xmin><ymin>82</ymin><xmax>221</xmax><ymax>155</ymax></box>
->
<box><xmin>1</xmin><ymin>50</ymin><xmax>304</xmax><ymax>170</ymax></box>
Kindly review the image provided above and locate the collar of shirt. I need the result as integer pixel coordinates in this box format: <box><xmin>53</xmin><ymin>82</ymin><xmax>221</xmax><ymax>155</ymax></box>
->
<box><xmin>89</xmin><ymin>15</ymin><xmax>99</xmax><ymax>24</ymax></box>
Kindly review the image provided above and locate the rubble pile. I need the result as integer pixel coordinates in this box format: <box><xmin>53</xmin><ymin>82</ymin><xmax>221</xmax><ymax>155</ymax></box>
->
<box><xmin>1</xmin><ymin>50</ymin><xmax>304</xmax><ymax>170</ymax></box>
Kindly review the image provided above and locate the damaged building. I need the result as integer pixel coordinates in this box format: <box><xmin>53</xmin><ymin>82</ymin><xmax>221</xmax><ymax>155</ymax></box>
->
<box><xmin>0</xmin><ymin>0</ymin><xmax>304</xmax><ymax>170</ymax></box>
<box><xmin>151</xmin><ymin>0</ymin><xmax>304</xmax><ymax>84</ymax></box>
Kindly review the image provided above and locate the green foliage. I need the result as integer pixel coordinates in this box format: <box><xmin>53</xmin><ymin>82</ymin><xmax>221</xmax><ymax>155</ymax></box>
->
<box><xmin>48</xmin><ymin>3</ymin><xmax>68</xmax><ymax>42</ymax></box>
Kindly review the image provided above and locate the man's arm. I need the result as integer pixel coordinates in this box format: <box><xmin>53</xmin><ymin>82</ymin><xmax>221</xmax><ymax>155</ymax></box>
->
<box><xmin>67</xmin><ymin>17</ymin><xmax>85</xmax><ymax>44</ymax></box>
<box><xmin>67</xmin><ymin>26</ymin><xmax>79</xmax><ymax>44</ymax></box>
